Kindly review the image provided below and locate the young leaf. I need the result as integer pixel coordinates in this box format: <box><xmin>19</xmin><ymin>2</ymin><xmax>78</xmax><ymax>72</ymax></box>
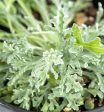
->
<box><xmin>72</xmin><ymin>24</ymin><xmax>104</xmax><ymax>56</ymax></box>
<box><xmin>72</xmin><ymin>24</ymin><xmax>83</xmax><ymax>43</ymax></box>
<box><xmin>95</xmin><ymin>2</ymin><xmax>103</xmax><ymax>23</ymax></box>
<box><xmin>82</xmin><ymin>38</ymin><xmax>104</xmax><ymax>56</ymax></box>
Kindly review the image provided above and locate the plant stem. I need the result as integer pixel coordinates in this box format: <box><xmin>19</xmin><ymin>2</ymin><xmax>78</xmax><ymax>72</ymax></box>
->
<box><xmin>31</xmin><ymin>31</ymin><xmax>54</xmax><ymax>35</ymax></box>
<box><xmin>17</xmin><ymin>0</ymin><xmax>32</xmax><ymax>16</ymax></box>
<box><xmin>33</xmin><ymin>0</ymin><xmax>51</xmax><ymax>26</ymax></box>
<box><xmin>7</xmin><ymin>18</ymin><xmax>14</xmax><ymax>34</ymax></box>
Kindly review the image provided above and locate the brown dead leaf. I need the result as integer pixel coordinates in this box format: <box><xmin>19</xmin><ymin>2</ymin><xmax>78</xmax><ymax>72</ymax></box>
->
<box><xmin>63</xmin><ymin>107</ymin><xmax>72</xmax><ymax>111</ymax></box>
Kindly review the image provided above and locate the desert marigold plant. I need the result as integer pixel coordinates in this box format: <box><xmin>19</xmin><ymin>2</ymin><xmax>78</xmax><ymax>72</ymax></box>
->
<box><xmin>0</xmin><ymin>0</ymin><xmax>104</xmax><ymax>112</ymax></box>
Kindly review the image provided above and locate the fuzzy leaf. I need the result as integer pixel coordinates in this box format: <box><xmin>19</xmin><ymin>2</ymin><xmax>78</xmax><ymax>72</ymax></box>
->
<box><xmin>58</xmin><ymin>8</ymin><xmax>64</xmax><ymax>32</ymax></box>
<box><xmin>0</xmin><ymin>0</ymin><xmax>104</xmax><ymax>112</ymax></box>
<box><xmin>87</xmin><ymin>89</ymin><xmax>103</xmax><ymax>99</ymax></box>
<box><xmin>96</xmin><ymin>2</ymin><xmax>103</xmax><ymax>23</ymax></box>
<box><xmin>95</xmin><ymin>72</ymin><xmax>104</xmax><ymax>93</ymax></box>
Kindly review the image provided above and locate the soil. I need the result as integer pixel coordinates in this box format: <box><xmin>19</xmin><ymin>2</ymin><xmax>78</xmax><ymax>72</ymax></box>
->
<box><xmin>70</xmin><ymin>5</ymin><xmax>97</xmax><ymax>27</ymax></box>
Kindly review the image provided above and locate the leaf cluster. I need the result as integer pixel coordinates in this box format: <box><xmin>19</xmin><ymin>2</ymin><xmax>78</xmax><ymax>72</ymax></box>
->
<box><xmin>0</xmin><ymin>0</ymin><xmax>104</xmax><ymax>112</ymax></box>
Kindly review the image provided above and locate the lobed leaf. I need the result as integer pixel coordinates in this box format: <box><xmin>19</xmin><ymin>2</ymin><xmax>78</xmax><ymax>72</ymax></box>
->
<box><xmin>87</xmin><ymin>89</ymin><xmax>103</xmax><ymax>99</ymax></box>
<box><xmin>72</xmin><ymin>24</ymin><xmax>104</xmax><ymax>56</ymax></box>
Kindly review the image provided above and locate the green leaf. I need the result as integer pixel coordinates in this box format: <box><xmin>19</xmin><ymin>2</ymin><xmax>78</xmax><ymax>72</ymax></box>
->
<box><xmin>85</xmin><ymin>100</ymin><xmax>94</xmax><ymax>110</ymax></box>
<box><xmin>87</xmin><ymin>89</ymin><xmax>103</xmax><ymax>99</ymax></box>
<box><xmin>83</xmin><ymin>92</ymin><xmax>91</xmax><ymax>99</ymax></box>
<box><xmin>47</xmin><ymin>71</ymin><xmax>58</xmax><ymax>86</ymax></box>
<box><xmin>20</xmin><ymin>100</ymin><xmax>30</xmax><ymax>110</ymax></box>
<box><xmin>0</xmin><ymin>74</ymin><xmax>6</xmax><ymax>85</ymax></box>
<box><xmin>88</xmin><ymin>81</ymin><xmax>96</xmax><ymax>89</ymax></box>
<box><xmin>96</xmin><ymin>2</ymin><xmax>103</xmax><ymax>23</ymax></box>
<box><xmin>72</xmin><ymin>24</ymin><xmax>83</xmax><ymax>43</ymax></box>
<box><xmin>0</xmin><ymin>65</ymin><xmax>10</xmax><ymax>71</ymax></box>
<box><xmin>1</xmin><ymin>95</ymin><xmax>13</xmax><ymax>103</ymax></box>
<box><xmin>54</xmin><ymin>99</ymin><xmax>68</xmax><ymax>112</ymax></box>
<box><xmin>58</xmin><ymin>8</ymin><xmax>64</xmax><ymax>32</ymax></box>
<box><xmin>77</xmin><ymin>97</ymin><xmax>84</xmax><ymax>105</ymax></box>
<box><xmin>41</xmin><ymin>101</ymin><xmax>49</xmax><ymax>112</ymax></box>
<box><xmin>72</xmin><ymin>24</ymin><xmax>104</xmax><ymax>56</ymax></box>
<box><xmin>82</xmin><ymin>38</ymin><xmax>104</xmax><ymax>56</ymax></box>
<box><xmin>46</xmin><ymin>8</ymin><xmax>65</xmax><ymax>34</ymax></box>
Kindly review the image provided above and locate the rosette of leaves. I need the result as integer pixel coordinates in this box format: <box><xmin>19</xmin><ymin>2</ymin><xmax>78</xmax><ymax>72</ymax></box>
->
<box><xmin>0</xmin><ymin>0</ymin><xmax>104</xmax><ymax>112</ymax></box>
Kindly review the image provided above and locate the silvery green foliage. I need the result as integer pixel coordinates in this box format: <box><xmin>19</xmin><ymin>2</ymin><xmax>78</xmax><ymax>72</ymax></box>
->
<box><xmin>43</xmin><ymin>48</ymin><xmax>64</xmax><ymax>65</ymax></box>
<box><xmin>48</xmin><ymin>0</ymin><xmax>91</xmax><ymax>28</ymax></box>
<box><xmin>0</xmin><ymin>1</ymin><xmax>104</xmax><ymax>112</ymax></box>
